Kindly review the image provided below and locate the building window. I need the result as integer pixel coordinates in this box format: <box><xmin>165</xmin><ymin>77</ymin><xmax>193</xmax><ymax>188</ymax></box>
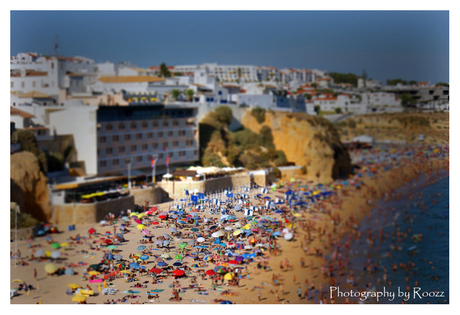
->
<box><xmin>11</xmin><ymin>82</ymin><xmax>13</xmax><ymax>88</ymax></box>
<box><xmin>113</xmin><ymin>159</ymin><xmax>119</xmax><ymax>166</ymax></box>
<box><xmin>32</xmin><ymin>81</ymin><xmax>36</xmax><ymax>88</ymax></box>
<box><xmin>169</xmin><ymin>152</ymin><xmax>174</xmax><ymax>158</ymax></box>
<box><xmin>168</xmin><ymin>131</ymin><xmax>173</xmax><ymax>137</ymax></box>
<box><xmin>147</xmin><ymin>132</ymin><xmax>153</xmax><ymax>139</ymax></box>
<box><xmin>106</xmin><ymin>124</ymin><xmax>113</xmax><ymax>131</ymax></box>
<box><xmin>153</xmin><ymin>143</ymin><xmax>158</xmax><ymax>149</ymax></box>
<box><xmin>131</xmin><ymin>145</ymin><xmax>137</xmax><ymax>151</ymax></box>
<box><xmin>119</xmin><ymin>146</ymin><xmax>125</xmax><ymax>153</ymax></box>
<box><xmin>179</xmin><ymin>151</ymin><xmax>186</xmax><ymax>157</ymax></box>
<box><xmin>142</xmin><ymin>122</ymin><xmax>148</xmax><ymax>129</ymax></box>
<box><xmin>142</xmin><ymin>144</ymin><xmax>148</xmax><ymax>151</ymax></box>
<box><xmin>158</xmin><ymin>132</ymin><xmax>163</xmax><ymax>138</ymax></box>
<box><xmin>21</xmin><ymin>81</ymin><xmax>25</xmax><ymax>88</ymax></box>
<box><xmin>173</xmin><ymin>141</ymin><xmax>179</xmax><ymax>147</ymax></box>
<box><xmin>119</xmin><ymin>123</ymin><xmax>125</xmax><ymax>130</ymax></box>
<box><xmin>163</xmin><ymin>121</ymin><xmax>168</xmax><ymax>127</ymax></box>
<box><xmin>131</xmin><ymin>122</ymin><xmax>137</xmax><ymax>129</ymax></box>
<box><xmin>136</xmin><ymin>133</ymin><xmax>142</xmax><ymax>140</ymax></box>
<box><xmin>194</xmin><ymin>150</ymin><xmax>198</xmax><ymax>155</ymax></box>
<box><xmin>136</xmin><ymin>156</ymin><xmax>142</xmax><ymax>162</ymax></box>
<box><xmin>172</xmin><ymin>120</ymin><xmax>179</xmax><ymax>126</ymax></box>
<box><xmin>159</xmin><ymin>153</ymin><xmax>164</xmax><ymax>159</ymax></box>
<box><xmin>100</xmin><ymin>161</ymin><xmax>106</xmax><ymax>167</ymax></box>
<box><xmin>112</xmin><ymin>135</ymin><xmax>119</xmax><ymax>141</ymax></box>
<box><xmin>163</xmin><ymin>142</ymin><xmax>168</xmax><ymax>149</ymax></box>
<box><xmin>125</xmin><ymin>134</ymin><xmax>131</xmax><ymax>140</ymax></box>
<box><xmin>153</xmin><ymin>121</ymin><xmax>158</xmax><ymax>127</ymax></box>
<box><xmin>106</xmin><ymin>148</ymin><xmax>113</xmax><ymax>154</ymax></box>
<box><xmin>179</xmin><ymin>130</ymin><xmax>186</xmax><ymax>136</ymax></box>
<box><xmin>100</xmin><ymin>136</ymin><xmax>106</xmax><ymax>143</ymax></box>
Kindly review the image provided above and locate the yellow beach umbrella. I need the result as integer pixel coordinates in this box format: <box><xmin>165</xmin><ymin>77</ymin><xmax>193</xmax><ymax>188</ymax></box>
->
<box><xmin>71</xmin><ymin>295</ymin><xmax>87</xmax><ymax>302</ymax></box>
<box><xmin>119</xmin><ymin>270</ymin><xmax>131</xmax><ymax>274</ymax></box>
<box><xmin>44</xmin><ymin>263</ymin><xmax>58</xmax><ymax>274</ymax></box>
<box><xmin>87</xmin><ymin>271</ymin><xmax>100</xmax><ymax>276</ymax></box>
<box><xmin>67</xmin><ymin>283</ymin><xmax>81</xmax><ymax>289</ymax></box>
<box><xmin>293</xmin><ymin>213</ymin><xmax>302</xmax><ymax>218</ymax></box>
<box><xmin>12</xmin><ymin>279</ymin><xmax>24</xmax><ymax>283</ymax></box>
<box><xmin>233</xmin><ymin>229</ymin><xmax>242</xmax><ymax>236</ymax></box>
<box><xmin>45</xmin><ymin>251</ymin><xmax>51</xmax><ymax>257</ymax></box>
<box><xmin>224</xmin><ymin>272</ymin><xmax>234</xmax><ymax>280</ymax></box>
<box><xmin>136</xmin><ymin>224</ymin><xmax>146</xmax><ymax>230</ymax></box>
<box><xmin>60</xmin><ymin>242</ymin><xmax>69</xmax><ymax>247</ymax></box>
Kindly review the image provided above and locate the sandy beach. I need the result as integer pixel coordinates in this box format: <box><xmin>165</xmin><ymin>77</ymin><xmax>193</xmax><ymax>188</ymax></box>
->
<box><xmin>9</xmin><ymin>144</ymin><xmax>449</xmax><ymax>305</ymax></box>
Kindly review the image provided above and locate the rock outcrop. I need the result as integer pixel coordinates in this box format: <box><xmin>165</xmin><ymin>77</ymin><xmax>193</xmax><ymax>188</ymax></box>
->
<box><xmin>241</xmin><ymin>111</ymin><xmax>352</xmax><ymax>183</ymax></box>
<box><xmin>10</xmin><ymin>151</ymin><xmax>51</xmax><ymax>222</ymax></box>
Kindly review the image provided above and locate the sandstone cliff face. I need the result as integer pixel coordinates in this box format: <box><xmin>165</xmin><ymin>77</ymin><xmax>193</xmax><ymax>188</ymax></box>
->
<box><xmin>11</xmin><ymin>151</ymin><xmax>51</xmax><ymax>222</ymax></box>
<box><xmin>241</xmin><ymin>111</ymin><xmax>352</xmax><ymax>183</ymax></box>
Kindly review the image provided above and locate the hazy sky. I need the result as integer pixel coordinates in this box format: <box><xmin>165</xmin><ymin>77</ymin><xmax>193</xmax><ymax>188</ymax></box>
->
<box><xmin>10</xmin><ymin>10</ymin><xmax>449</xmax><ymax>84</ymax></box>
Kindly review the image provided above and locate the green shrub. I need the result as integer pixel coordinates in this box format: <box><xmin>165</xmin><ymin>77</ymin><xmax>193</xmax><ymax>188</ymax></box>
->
<box><xmin>300</xmin><ymin>165</ymin><xmax>307</xmax><ymax>175</ymax></box>
<box><xmin>251</xmin><ymin>107</ymin><xmax>266</xmax><ymax>124</ymax></box>
<box><xmin>273</xmin><ymin>166</ymin><xmax>281</xmax><ymax>178</ymax></box>
<box><xmin>348</xmin><ymin>119</ymin><xmax>357</xmax><ymax>129</ymax></box>
<box><xmin>10</xmin><ymin>207</ymin><xmax>39</xmax><ymax>229</ymax></box>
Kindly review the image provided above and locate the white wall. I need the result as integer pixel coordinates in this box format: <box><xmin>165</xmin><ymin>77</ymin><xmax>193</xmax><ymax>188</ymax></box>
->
<box><xmin>48</xmin><ymin>106</ymin><xmax>98</xmax><ymax>175</ymax></box>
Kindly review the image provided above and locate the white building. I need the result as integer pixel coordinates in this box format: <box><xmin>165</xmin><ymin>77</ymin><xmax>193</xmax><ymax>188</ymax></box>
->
<box><xmin>47</xmin><ymin>104</ymin><xmax>199</xmax><ymax>177</ymax></box>
<box><xmin>361</xmin><ymin>92</ymin><xmax>401</xmax><ymax>107</ymax></box>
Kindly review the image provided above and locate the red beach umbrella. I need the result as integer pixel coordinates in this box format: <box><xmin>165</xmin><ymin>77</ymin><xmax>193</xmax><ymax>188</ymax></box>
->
<box><xmin>206</xmin><ymin>270</ymin><xmax>216</xmax><ymax>276</ymax></box>
<box><xmin>88</xmin><ymin>228</ymin><xmax>96</xmax><ymax>235</ymax></box>
<box><xmin>172</xmin><ymin>269</ymin><xmax>185</xmax><ymax>276</ymax></box>
<box><xmin>150</xmin><ymin>268</ymin><xmax>163</xmax><ymax>274</ymax></box>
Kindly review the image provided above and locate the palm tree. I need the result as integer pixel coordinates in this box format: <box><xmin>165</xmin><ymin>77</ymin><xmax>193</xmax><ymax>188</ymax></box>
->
<box><xmin>171</xmin><ymin>89</ymin><xmax>182</xmax><ymax>101</ymax></box>
<box><xmin>186</xmin><ymin>89</ymin><xmax>194</xmax><ymax>102</ymax></box>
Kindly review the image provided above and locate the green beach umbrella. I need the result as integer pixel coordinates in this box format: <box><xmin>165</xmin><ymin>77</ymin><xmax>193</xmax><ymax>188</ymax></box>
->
<box><xmin>178</xmin><ymin>242</ymin><xmax>187</xmax><ymax>249</ymax></box>
<box><xmin>51</xmin><ymin>242</ymin><xmax>60</xmax><ymax>249</ymax></box>
<box><xmin>107</xmin><ymin>245</ymin><xmax>118</xmax><ymax>250</ymax></box>
<box><xmin>174</xmin><ymin>254</ymin><xmax>183</xmax><ymax>260</ymax></box>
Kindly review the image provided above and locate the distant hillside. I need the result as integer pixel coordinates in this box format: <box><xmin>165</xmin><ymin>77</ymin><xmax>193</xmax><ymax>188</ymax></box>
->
<box><xmin>335</xmin><ymin>112</ymin><xmax>449</xmax><ymax>144</ymax></box>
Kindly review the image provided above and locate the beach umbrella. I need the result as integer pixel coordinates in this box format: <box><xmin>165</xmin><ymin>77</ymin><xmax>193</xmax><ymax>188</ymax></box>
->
<box><xmin>161</xmin><ymin>253</ymin><xmax>171</xmax><ymax>259</ymax></box>
<box><xmin>142</xmin><ymin>229</ymin><xmax>150</xmax><ymax>235</ymax></box>
<box><xmin>104</xmin><ymin>239</ymin><xmax>112</xmax><ymax>245</ymax></box>
<box><xmin>150</xmin><ymin>268</ymin><xmax>163</xmax><ymax>274</ymax></box>
<box><xmin>140</xmin><ymin>255</ymin><xmax>149</xmax><ymax>260</ymax></box>
<box><xmin>233</xmin><ymin>229</ymin><xmax>243</xmax><ymax>236</ymax></box>
<box><xmin>174</xmin><ymin>254</ymin><xmax>183</xmax><ymax>260</ymax></box>
<box><xmin>71</xmin><ymin>294</ymin><xmax>87</xmax><ymax>303</ymax></box>
<box><xmin>136</xmin><ymin>224</ymin><xmax>146</xmax><ymax>230</ymax></box>
<box><xmin>35</xmin><ymin>249</ymin><xmax>45</xmax><ymax>257</ymax></box>
<box><xmin>51</xmin><ymin>242</ymin><xmax>60</xmax><ymax>249</ymax></box>
<box><xmin>157</xmin><ymin>262</ymin><xmax>167</xmax><ymax>267</ymax></box>
<box><xmin>234</xmin><ymin>205</ymin><xmax>242</xmax><ymax>211</ymax></box>
<box><xmin>65</xmin><ymin>268</ymin><xmax>75</xmax><ymax>276</ymax></box>
<box><xmin>44</xmin><ymin>263</ymin><xmax>58</xmax><ymax>274</ymax></box>
<box><xmin>107</xmin><ymin>245</ymin><xmax>118</xmax><ymax>250</ymax></box>
<box><xmin>134</xmin><ymin>219</ymin><xmax>142</xmax><ymax>224</ymax></box>
<box><xmin>12</xmin><ymin>279</ymin><xmax>24</xmax><ymax>283</ymax></box>
<box><xmin>212</xmin><ymin>231</ymin><xmax>224</xmax><ymax>238</ymax></box>
<box><xmin>220</xmin><ymin>300</ymin><xmax>233</xmax><ymax>304</ymax></box>
<box><xmin>191</xmin><ymin>228</ymin><xmax>199</xmax><ymax>232</ymax></box>
<box><xmin>173</xmin><ymin>262</ymin><xmax>183</xmax><ymax>267</ymax></box>
<box><xmin>169</xmin><ymin>227</ymin><xmax>177</xmax><ymax>232</ymax></box>
<box><xmin>228</xmin><ymin>260</ymin><xmax>238</xmax><ymax>265</ymax></box>
<box><xmin>172</xmin><ymin>270</ymin><xmax>185</xmax><ymax>276</ymax></box>
<box><xmin>162</xmin><ymin>240</ymin><xmax>170</xmax><ymax>247</ymax></box>
<box><xmin>284</xmin><ymin>233</ymin><xmax>293</xmax><ymax>241</ymax></box>
<box><xmin>113</xmin><ymin>254</ymin><xmax>123</xmax><ymax>260</ymax></box>
<box><xmin>224</xmin><ymin>272</ymin><xmax>234</xmax><ymax>280</ymax></box>
<box><xmin>67</xmin><ymin>283</ymin><xmax>81</xmax><ymax>289</ymax></box>
<box><xmin>163</xmin><ymin>233</ymin><xmax>171</xmax><ymax>238</ymax></box>
<box><xmin>206</xmin><ymin>270</ymin><xmax>216</xmax><ymax>276</ymax></box>
<box><xmin>178</xmin><ymin>242</ymin><xmax>187</xmax><ymax>249</ymax></box>
<box><xmin>50</xmin><ymin>251</ymin><xmax>61</xmax><ymax>259</ymax></box>
<box><xmin>235</xmin><ymin>256</ymin><xmax>244</xmax><ymax>262</ymax></box>
<box><xmin>196</xmin><ymin>237</ymin><xmax>205</xmax><ymax>243</ymax></box>
<box><xmin>100</xmin><ymin>220</ymin><xmax>107</xmax><ymax>224</ymax></box>
<box><xmin>137</xmin><ymin>245</ymin><xmax>146</xmax><ymax>250</ymax></box>
<box><xmin>129</xmin><ymin>263</ymin><xmax>140</xmax><ymax>269</ymax></box>
<box><xmin>88</xmin><ymin>271</ymin><xmax>100</xmax><ymax>276</ymax></box>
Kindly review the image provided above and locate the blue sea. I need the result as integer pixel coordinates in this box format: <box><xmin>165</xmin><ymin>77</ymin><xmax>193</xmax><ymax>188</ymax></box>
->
<box><xmin>333</xmin><ymin>169</ymin><xmax>449</xmax><ymax>304</ymax></box>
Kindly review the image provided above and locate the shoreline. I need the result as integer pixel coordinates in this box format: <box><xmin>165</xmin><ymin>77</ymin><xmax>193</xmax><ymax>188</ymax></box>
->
<box><xmin>10</xmin><ymin>145</ymin><xmax>448</xmax><ymax>305</ymax></box>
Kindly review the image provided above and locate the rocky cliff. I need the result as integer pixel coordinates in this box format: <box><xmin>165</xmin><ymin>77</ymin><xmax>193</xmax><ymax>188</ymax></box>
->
<box><xmin>11</xmin><ymin>151</ymin><xmax>52</xmax><ymax>222</ymax></box>
<box><xmin>241</xmin><ymin>111</ymin><xmax>352</xmax><ymax>183</ymax></box>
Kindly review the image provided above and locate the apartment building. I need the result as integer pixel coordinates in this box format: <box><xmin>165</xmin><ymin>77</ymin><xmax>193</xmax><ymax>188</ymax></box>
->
<box><xmin>48</xmin><ymin>104</ymin><xmax>199</xmax><ymax>177</ymax></box>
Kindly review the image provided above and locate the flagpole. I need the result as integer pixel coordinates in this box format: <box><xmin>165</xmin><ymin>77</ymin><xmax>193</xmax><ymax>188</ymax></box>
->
<box><xmin>15</xmin><ymin>205</ymin><xmax>17</xmax><ymax>268</ymax></box>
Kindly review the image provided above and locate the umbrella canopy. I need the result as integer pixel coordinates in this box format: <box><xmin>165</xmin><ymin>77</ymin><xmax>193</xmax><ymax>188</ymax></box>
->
<box><xmin>224</xmin><ymin>272</ymin><xmax>234</xmax><ymax>280</ymax></box>
<box><xmin>174</xmin><ymin>254</ymin><xmax>183</xmax><ymax>260</ymax></box>
<box><xmin>161</xmin><ymin>253</ymin><xmax>170</xmax><ymax>259</ymax></box>
<box><xmin>191</xmin><ymin>228</ymin><xmax>199</xmax><ymax>232</ymax></box>
<box><xmin>196</xmin><ymin>237</ymin><xmax>205</xmax><ymax>243</ymax></box>
<box><xmin>169</xmin><ymin>227</ymin><xmax>177</xmax><ymax>232</ymax></box>
<box><xmin>107</xmin><ymin>245</ymin><xmax>118</xmax><ymax>250</ymax></box>
<box><xmin>173</xmin><ymin>262</ymin><xmax>183</xmax><ymax>267</ymax></box>
<box><xmin>129</xmin><ymin>263</ymin><xmax>140</xmax><ymax>269</ymax></box>
<box><xmin>87</xmin><ymin>271</ymin><xmax>100</xmax><ymax>276</ymax></box>
<box><xmin>72</xmin><ymin>295</ymin><xmax>87</xmax><ymax>302</ymax></box>
<box><xmin>67</xmin><ymin>283</ymin><xmax>81</xmax><ymax>289</ymax></box>
<box><xmin>150</xmin><ymin>268</ymin><xmax>163</xmax><ymax>274</ymax></box>
<box><xmin>45</xmin><ymin>263</ymin><xmax>58</xmax><ymax>274</ymax></box>
<box><xmin>142</xmin><ymin>230</ymin><xmax>150</xmax><ymax>235</ymax></box>
<box><xmin>136</xmin><ymin>224</ymin><xmax>146</xmax><ymax>230</ymax></box>
<box><xmin>178</xmin><ymin>243</ymin><xmax>187</xmax><ymax>249</ymax></box>
<box><xmin>137</xmin><ymin>245</ymin><xmax>146</xmax><ymax>250</ymax></box>
<box><xmin>284</xmin><ymin>233</ymin><xmax>293</xmax><ymax>241</ymax></box>
<box><xmin>157</xmin><ymin>262</ymin><xmax>167</xmax><ymax>267</ymax></box>
<box><xmin>172</xmin><ymin>269</ymin><xmax>185</xmax><ymax>276</ymax></box>
<box><xmin>51</xmin><ymin>242</ymin><xmax>60</xmax><ymax>249</ymax></box>
<box><xmin>206</xmin><ymin>270</ymin><xmax>216</xmax><ymax>276</ymax></box>
<box><xmin>140</xmin><ymin>255</ymin><xmax>149</xmax><ymax>260</ymax></box>
<box><xmin>50</xmin><ymin>251</ymin><xmax>61</xmax><ymax>259</ymax></box>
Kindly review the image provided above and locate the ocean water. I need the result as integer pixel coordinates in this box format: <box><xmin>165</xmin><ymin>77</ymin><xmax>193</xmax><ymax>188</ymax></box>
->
<box><xmin>333</xmin><ymin>169</ymin><xmax>449</xmax><ymax>304</ymax></box>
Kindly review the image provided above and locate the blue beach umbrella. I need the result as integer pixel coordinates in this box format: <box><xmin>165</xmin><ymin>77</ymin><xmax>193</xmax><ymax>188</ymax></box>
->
<box><xmin>129</xmin><ymin>263</ymin><xmax>140</xmax><ymax>269</ymax></box>
<box><xmin>137</xmin><ymin>245</ymin><xmax>146</xmax><ymax>250</ymax></box>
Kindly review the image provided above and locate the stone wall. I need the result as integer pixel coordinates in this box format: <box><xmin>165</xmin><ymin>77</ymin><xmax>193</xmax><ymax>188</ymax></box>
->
<box><xmin>10</xmin><ymin>226</ymin><xmax>39</xmax><ymax>241</ymax></box>
<box><xmin>129</xmin><ymin>186</ymin><xmax>165</xmax><ymax>207</ymax></box>
<box><xmin>157</xmin><ymin>174</ymin><xmax>258</xmax><ymax>199</ymax></box>
<box><xmin>54</xmin><ymin>195</ymin><xmax>135</xmax><ymax>225</ymax></box>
